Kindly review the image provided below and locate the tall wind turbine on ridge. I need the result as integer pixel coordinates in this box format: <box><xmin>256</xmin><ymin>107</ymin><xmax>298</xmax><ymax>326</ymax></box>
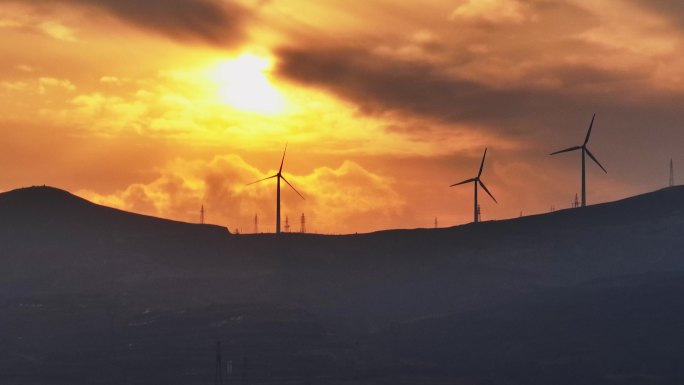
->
<box><xmin>550</xmin><ymin>114</ymin><xmax>607</xmax><ymax>207</ymax></box>
<box><xmin>450</xmin><ymin>148</ymin><xmax>497</xmax><ymax>223</ymax></box>
<box><xmin>247</xmin><ymin>144</ymin><xmax>304</xmax><ymax>234</ymax></box>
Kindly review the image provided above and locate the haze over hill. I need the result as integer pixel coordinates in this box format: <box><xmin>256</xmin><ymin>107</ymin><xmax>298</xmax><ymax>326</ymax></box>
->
<box><xmin>1</xmin><ymin>185</ymin><xmax>684</xmax><ymax>384</ymax></box>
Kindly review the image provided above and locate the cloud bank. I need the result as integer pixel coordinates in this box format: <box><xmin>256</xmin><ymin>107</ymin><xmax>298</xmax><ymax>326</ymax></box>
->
<box><xmin>1</xmin><ymin>0</ymin><xmax>250</xmax><ymax>44</ymax></box>
<box><xmin>80</xmin><ymin>155</ymin><xmax>406</xmax><ymax>234</ymax></box>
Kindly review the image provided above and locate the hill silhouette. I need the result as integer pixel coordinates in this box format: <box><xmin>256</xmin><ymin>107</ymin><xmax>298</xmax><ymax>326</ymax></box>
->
<box><xmin>0</xmin><ymin>185</ymin><xmax>229</xmax><ymax>240</ymax></box>
<box><xmin>1</xmin><ymin>185</ymin><xmax>684</xmax><ymax>384</ymax></box>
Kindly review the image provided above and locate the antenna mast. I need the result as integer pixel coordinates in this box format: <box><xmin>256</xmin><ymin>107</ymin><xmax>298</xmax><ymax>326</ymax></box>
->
<box><xmin>670</xmin><ymin>159</ymin><xmax>675</xmax><ymax>187</ymax></box>
<box><xmin>300</xmin><ymin>213</ymin><xmax>306</xmax><ymax>233</ymax></box>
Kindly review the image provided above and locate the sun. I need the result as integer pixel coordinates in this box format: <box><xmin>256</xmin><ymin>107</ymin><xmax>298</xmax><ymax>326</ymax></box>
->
<box><xmin>210</xmin><ymin>53</ymin><xmax>286</xmax><ymax>115</ymax></box>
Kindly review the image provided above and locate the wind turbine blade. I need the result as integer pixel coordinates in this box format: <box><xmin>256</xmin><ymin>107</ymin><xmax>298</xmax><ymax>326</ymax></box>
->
<box><xmin>279</xmin><ymin>143</ymin><xmax>288</xmax><ymax>174</ymax></box>
<box><xmin>280</xmin><ymin>175</ymin><xmax>305</xmax><ymax>200</ymax></box>
<box><xmin>585</xmin><ymin>148</ymin><xmax>607</xmax><ymax>173</ymax></box>
<box><xmin>450</xmin><ymin>178</ymin><xmax>477</xmax><ymax>187</ymax></box>
<box><xmin>479</xmin><ymin>180</ymin><xmax>498</xmax><ymax>203</ymax></box>
<box><xmin>584</xmin><ymin>113</ymin><xmax>596</xmax><ymax>145</ymax></box>
<box><xmin>246</xmin><ymin>174</ymin><xmax>277</xmax><ymax>186</ymax></box>
<box><xmin>550</xmin><ymin>146</ymin><xmax>582</xmax><ymax>156</ymax></box>
<box><xmin>478</xmin><ymin>148</ymin><xmax>488</xmax><ymax>177</ymax></box>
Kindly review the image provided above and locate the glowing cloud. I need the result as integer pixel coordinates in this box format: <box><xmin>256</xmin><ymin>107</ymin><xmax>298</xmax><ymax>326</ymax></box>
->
<box><xmin>79</xmin><ymin>155</ymin><xmax>406</xmax><ymax>234</ymax></box>
<box><xmin>209</xmin><ymin>53</ymin><xmax>286</xmax><ymax>115</ymax></box>
<box><xmin>450</xmin><ymin>0</ymin><xmax>528</xmax><ymax>24</ymax></box>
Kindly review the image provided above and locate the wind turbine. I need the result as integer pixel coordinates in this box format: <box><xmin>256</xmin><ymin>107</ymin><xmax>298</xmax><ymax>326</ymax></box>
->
<box><xmin>550</xmin><ymin>114</ymin><xmax>607</xmax><ymax>207</ymax></box>
<box><xmin>450</xmin><ymin>148</ymin><xmax>497</xmax><ymax>223</ymax></box>
<box><xmin>247</xmin><ymin>144</ymin><xmax>304</xmax><ymax>234</ymax></box>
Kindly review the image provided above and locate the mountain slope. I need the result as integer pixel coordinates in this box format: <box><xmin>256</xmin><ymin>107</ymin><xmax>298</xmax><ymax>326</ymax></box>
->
<box><xmin>0</xmin><ymin>185</ymin><xmax>229</xmax><ymax>241</ymax></box>
<box><xmin>1</xmin><ymin>185</ymin><xmax>684</xmax><ymax>384</ymax></box>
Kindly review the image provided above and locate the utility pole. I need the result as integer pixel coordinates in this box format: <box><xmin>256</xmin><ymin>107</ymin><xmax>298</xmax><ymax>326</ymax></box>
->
<box><xmin>242</xmin><ymin>356</ymin><xmax>249</xmax><ymax>385</ymax></box>
<box><xmin>214</xmin><ymin>341</ymin><xmax>223</xmax><ymax>385</ymax></box>
<box><xmin>390</xmin><ymin>322</ymin><xmax>401</xmax><ymax>365</ymax></box>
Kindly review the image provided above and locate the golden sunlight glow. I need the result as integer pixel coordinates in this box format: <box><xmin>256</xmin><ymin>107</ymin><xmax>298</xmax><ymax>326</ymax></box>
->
<box><xmin>210</xmin><ymin>53</ymin><xmax>286</xmax><ymax>115</ymax></box>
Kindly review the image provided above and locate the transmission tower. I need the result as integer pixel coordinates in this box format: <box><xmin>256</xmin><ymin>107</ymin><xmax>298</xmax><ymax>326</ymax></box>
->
<box><xmin>214</xmin><ymin>341</ymin><xmax>223</xmax><ymax>385</ymax></box>
<box><xmin>670</xmin><ymin>159</ymin><xmax>675</xmax><ymax>187</ymax></box>
<box><xmin>200</xmin><ymin>205</ymin><xmax>205</xmax><ymax>224</ymax></box>
<box><xmin>300</xmin><ymin>213</ymin><xmax>306</xmax><ymax>233</ymax></box>
<box><xmin>254</xmin><ymin>214</ymin><xmax>258</xmax><ymax>234</ymax></box>
<box><xmin>284</xmin><ymin>216</ymin><xmax>291</xmax><ymax>233</ymax></box>
<box><xmin>572</xmin><ymin>193</ymin><xmax>579</xmax><ymax>208</ymax></box>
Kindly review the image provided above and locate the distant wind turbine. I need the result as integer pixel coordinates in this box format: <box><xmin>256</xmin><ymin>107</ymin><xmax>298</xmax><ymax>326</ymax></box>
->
<box><xmin>450</xmin><ymin>148</ymin><xmax>497</xmax><ymax>223</ymax></box>
<box><xmin>247</xmin><ymin>144</ymin><xmax>304</xmax><ymax>234</ymax></box>
<box><xmin>550</xmin><ymin>114</ymin><xmax>607</xmax><ymax>207</ymax></box>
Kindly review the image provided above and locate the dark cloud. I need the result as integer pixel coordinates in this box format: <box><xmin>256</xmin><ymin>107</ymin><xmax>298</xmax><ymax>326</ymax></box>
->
<box><xmin>10</xmin><ymin>0</ymin><xmax>250</xmax><ymax>44</ymax></box>
<box><xmin>630</xmin><ymin>0</ymin><xmax>684</xmax><ymax>29</ymax></box>
<box><xmin>276</xmin><ymin>46</ymin><xmax>587</xmax><ymax>128</ymax></box>
<box><xmin>275</xmin><ymin>42</ymin><xmax>684</xmax><ymax>176</ymax></box>
<box><xmin>273</xmin><ymin>0</ymin><xmax>671</xmax><ymax>136</ymax></box>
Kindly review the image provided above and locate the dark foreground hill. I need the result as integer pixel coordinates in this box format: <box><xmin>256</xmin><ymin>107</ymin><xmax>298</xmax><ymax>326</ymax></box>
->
<box><xmin>0</xmin><ymin>185</ymin><xmax>229</xmax><ymax>242</ymax></box>
<box><xmin>1</xmin><ymin>185</ymin><xmax>684</xmax><ymax>384</ymax></box>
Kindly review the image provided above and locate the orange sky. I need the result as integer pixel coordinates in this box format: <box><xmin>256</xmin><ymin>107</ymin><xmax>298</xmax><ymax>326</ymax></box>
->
<box><xmin>1</xmin><ymin>0</ymin><xmax>683</xmax><ymax>233</ymax></box>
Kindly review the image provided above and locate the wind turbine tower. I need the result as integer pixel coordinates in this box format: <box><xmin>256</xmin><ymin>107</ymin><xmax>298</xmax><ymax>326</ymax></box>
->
<box><xmin>254</xmin><ymin>214</ymin><xmax>258</xmax><ymax>234</ymax></box>
<box><xmin>450</xmin><ymin>148</ymin><xmax>497</xmax><ymax>223</ymax></box>
<box><xmin>670</xmin><ymin>159</ymin><xmax>675</xmax><ymax>187</ymax></box>
<box><xmin>300</xmin><ymin>213</ymin><xmax>306</xmax><ymax>233</ymax></box>
<box><xmin>550</xmin><ymin>114</ymin><xmax>607</xmax><ymax>207</ymax></box>
<box><xmin>247</xmin><ymin>144</ymin><xmax>305</xmax><ymax>234</ymax></box>
<box><xmin>200</xmin><ymin>205</ymin><xmax>205</xmax><ymax>224</ymax></box>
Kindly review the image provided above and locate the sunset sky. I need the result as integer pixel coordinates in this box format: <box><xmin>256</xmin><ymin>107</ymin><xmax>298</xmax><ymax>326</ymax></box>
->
<box><xmin>1</xmin><ymin>0</ymin><xmax>683</xmax><ymax>233</ymax></box>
